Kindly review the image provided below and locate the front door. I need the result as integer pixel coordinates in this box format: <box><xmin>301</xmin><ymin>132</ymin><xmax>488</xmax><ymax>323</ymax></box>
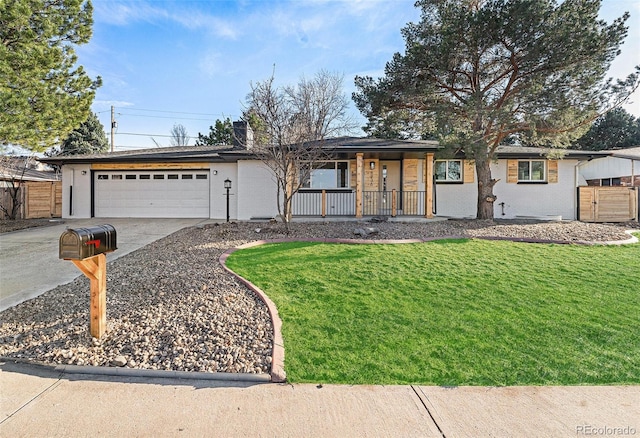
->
<box><xmin>379</xmin><ymin>161</ymin><xmax>401</xmax><ymax>215</ymax></box>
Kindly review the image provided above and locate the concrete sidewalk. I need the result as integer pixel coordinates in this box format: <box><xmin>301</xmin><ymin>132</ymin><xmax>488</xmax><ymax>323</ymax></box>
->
<box><xmin>0</xmin><ymin>218</ymin><xmax>205</xmax><ymax>311</ymax></box>
<box><xmin>1</xmin><ymin>361</ymin><xmax>638</xmax><ymax>438</ymax></box>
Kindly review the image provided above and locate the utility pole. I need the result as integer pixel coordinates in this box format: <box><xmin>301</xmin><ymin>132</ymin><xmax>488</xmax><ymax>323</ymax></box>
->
<box><xmin>110</xmin><ymin>106</ymin><xmax>116</xmax><ymax>152</ymax></box>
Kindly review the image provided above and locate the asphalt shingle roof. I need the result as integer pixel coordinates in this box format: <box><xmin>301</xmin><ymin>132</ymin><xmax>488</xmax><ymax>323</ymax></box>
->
<box><xmin>38</xmin><ymin>137</ymin><xmax>615</xmax><ymax>165</ymax></box>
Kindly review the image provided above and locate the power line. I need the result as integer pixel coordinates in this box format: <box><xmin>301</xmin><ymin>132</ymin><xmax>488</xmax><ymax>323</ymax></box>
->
<box><xmin>114</xmin><ymin>132</ymin><xmax>196</xmax><ymax>138</ymax></box>
<box><xmin>117</xmin><ymin>107</ymin><xmax>232</xmax><ymax>117</ymax></box>
<box><xmin>116</xmin><ymin>113</ymin><xmax>216</xmax><ymax>122</ymax></box>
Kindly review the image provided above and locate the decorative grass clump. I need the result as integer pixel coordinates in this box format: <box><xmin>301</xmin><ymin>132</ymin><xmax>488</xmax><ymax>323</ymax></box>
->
<box><xmin>226</xmin><ymin>239</ymin><xmax>640</xmax><ymax>385</ymax></box>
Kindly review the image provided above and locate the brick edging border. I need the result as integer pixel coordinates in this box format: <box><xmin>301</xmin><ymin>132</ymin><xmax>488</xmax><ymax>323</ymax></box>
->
<box><xmin>219</xmin><ymin>231</ymin><xmax>639</xmax><ymax>383</ymax></box>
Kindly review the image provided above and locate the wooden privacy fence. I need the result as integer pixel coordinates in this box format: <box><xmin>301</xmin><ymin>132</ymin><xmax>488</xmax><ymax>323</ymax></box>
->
<box><xmin>578</xmin><ymin>186</ymin><xmax>638</xmax><ymax>223</ymax></box>
<box><xmin>0</xmin><ymin>181</ymin><xmax>62</xmax><ymax>219</ymax></box>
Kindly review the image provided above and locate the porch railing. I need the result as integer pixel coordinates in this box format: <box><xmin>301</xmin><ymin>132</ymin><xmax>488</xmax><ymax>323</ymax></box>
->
<box><xmin>292</xmin><ymin>190</ymin><xmax>356</xmax><ymax>216</ymax></box>
<box><xmin>292</xmin><ymin>190</ymin><xmax>428</xmax><ymax>217</ymax></box>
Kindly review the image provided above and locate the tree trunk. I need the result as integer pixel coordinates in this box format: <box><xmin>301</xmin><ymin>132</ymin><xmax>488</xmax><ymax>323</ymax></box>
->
<box><xmin>282</xmin><ymin>193</ymin><xmax>291</xmax><ymax>233</ymax></box>
<box><xmin>8</xmin><ymin>184</ymin><xmax>22</xmax><ymax>220</ymax></box>
<box><xmin>475</xmin><ymin>157</ymin><xmax>497</xmax><ymax>220</ymax></box>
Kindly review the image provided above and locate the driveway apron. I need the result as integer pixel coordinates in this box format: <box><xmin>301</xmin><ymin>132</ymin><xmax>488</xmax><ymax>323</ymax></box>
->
<box><xmin>0</xmin><ymin>218</ymin><xmax>204</xmax><ymax>311</ymax></box>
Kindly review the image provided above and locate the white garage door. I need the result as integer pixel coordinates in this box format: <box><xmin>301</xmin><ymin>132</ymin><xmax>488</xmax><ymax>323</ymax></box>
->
<box><xmin>94</xmin><ymin>170</ymin><xmax>210</xmax><ymax>218</ymax></box>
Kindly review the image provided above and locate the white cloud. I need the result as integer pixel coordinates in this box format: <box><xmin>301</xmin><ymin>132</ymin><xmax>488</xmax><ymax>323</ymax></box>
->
<box><xmin>198</xmin><ymin>52</ymin><xmax>225</xmax><ymax>78</ymax></box>
<box><xmin>93</xmin><ymin>1</ymin><xmax>240</xmax><ymax>39</ymax></box>
<box><xmin>93</xmin><ymin>1</ymin><xmax>170</xmax><ymax>26</ymax></box>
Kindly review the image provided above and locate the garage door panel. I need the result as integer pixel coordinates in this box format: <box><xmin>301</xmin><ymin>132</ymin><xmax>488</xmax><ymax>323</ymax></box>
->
<box><xmin>95</xmin><ymin>171</ymin><xmax>210</xmax><ymax>218</ymax></box>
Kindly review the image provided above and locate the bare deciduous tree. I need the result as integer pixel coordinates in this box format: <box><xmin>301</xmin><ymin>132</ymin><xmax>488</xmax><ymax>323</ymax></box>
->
<box><xmin>0</xmin><ymin>155</ymin><xmax>34</xmax><ymax>220</ymax></box>
<box><xmin>243</xmin><ymin>70</ymin><xmax>356</xmax><ymax>230</ymax></box>
<box><xmin>169</xmin><ymin>124</ymin><xmax>190</xmax><ymax>146</ymax></box>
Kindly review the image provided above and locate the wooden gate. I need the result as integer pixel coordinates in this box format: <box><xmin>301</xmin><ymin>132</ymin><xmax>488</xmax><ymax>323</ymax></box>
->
<box><xmin>578</xmin><ymin>186</ymin><xmax>638</xmax><ymax>222</ymax></box>
<box><xmin>24</xmin><ymin>181</ymin><xmax>62</xmax><ymax>219</ymax></box>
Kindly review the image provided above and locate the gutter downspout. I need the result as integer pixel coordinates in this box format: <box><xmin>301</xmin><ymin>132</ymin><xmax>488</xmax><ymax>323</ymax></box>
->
<box><xmin>69</xmin><ymin>168</ymin><xmax>74</xmax><ymax>217</ymax></box>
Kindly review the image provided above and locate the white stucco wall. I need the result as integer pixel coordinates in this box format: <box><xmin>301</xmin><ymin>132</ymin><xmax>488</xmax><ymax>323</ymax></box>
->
<box><xmin>492</xmin><ymin>159</ymin><xmax>577</xmax><ymax>220</ymax></box>
<box><xmin>434</xmin><ymin>159</ymin><xmax>579</xmax><ymax>220</ymax></box>
<box><xmin>236</xmin><ymin>160</ymin><xmax>279</xmax><ymax>220</ymax></box>
<box><xmin>61</xmin><ymin>164</ymin><xmax>92</xmax><ymax>218</ymax></box>
<box><xmin>59</xmin><ymin>157</ymin><xmax>582</xmax><ymax>221</ymax></box>
<box><xmin>209</xmin><ymin>163</ymin><xmax>238</xmax><ymax>220</ymax></box>
<box><xmin>435</xmin><ymin>182</ymin><xmax>478</xmax><ymax>218</ymax></box>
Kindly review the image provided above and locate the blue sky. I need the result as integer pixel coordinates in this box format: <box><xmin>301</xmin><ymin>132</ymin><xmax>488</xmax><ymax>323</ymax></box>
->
<box><xmin>80</xmin><ymin>0</ymin><xmax>640</xmax><ymax>150</ymax></box>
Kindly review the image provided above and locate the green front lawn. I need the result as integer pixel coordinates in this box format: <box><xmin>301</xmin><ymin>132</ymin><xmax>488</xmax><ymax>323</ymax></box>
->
<box><xmin>225</xmin><ymin>238</ymin><xmax>640</xmax><ymax>385</ymax></box>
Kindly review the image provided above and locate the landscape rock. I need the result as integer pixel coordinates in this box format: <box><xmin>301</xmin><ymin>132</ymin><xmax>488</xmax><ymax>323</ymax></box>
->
<box><xmin>0</xmin><ymin>219</ymin><xmax>636</xmax><ymax>375</ymax></box>
<box><xmin>111</xmin><ymin>356</ymin><xmax>127</xmax><ymax>367</ymax></box>
<box><xmin>354</xmin><ymin>227</ymin><xmax>380</xmax><ymax>237</ymax></box>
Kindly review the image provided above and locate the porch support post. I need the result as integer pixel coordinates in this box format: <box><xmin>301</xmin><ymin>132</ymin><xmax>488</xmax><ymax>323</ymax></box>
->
<box><xmin>425</xmin><ymin>153</ymin><xmax>434</xmax><ymax>218</ymax></box>
<box><xmin>356</xmin><ymin>153</ymin><xmax>363</xmax><ymax>218</ymax></box>
<box><xmin>391</xmin><ymin>189</ymin><xmax>397</xmax><ymax>217</ymax></box>
<box><xmin>321</xmin><ymin>189</ymin><xmax>327</xmax><ymax>218</ymax></box>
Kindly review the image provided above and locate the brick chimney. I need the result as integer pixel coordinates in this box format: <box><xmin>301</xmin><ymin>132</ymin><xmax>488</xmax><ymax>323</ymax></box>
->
<box><xmin>233</xmin><ymin>120</ymin><xmax>254</xmax><ymax>149</ymax></box>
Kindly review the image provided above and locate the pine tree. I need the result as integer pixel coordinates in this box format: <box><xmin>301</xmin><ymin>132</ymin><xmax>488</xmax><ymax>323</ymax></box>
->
<box><xmin>55</xmin><ymin>112</ymin><xmax>109</xmax><ymax>156</ymax></box>
<box><xmin>196</xmin><ymin>118</ymin><xmax>233</xmax><ymax>146</ymax></box>
<box><xmin>0</xmin><ymin>0</ymin><xmax>101</xmax><ymax>151</ymax></box>
<box><xmin>572</xmin><ymin>108</ymin><xmax>640</xmax><ymax>150</ymax></box>
<box><xmin>354</xmin><ymin>0</ymin><xmax>639</xmax><ymax>219</ymax></box>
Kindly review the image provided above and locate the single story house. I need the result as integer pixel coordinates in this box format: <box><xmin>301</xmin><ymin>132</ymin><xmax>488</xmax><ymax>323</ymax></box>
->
<box><xmin>40</xmin><ymin>126</ymin><xmax>609</xmax><ymax>221</ymax></box>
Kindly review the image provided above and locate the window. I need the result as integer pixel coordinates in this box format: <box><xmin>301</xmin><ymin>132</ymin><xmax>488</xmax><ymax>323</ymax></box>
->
<box><xmin>196</xmin><ymin>174</ymin><xmax>208</xmax><ymax>180</ymax></box>
<box><xmin>182</xmin><ymin>174</ymin><xmax>193</xmax><ymax>179</ymax></box>
<box><xmin>168</xmin><ymin>174</ymin><xmax>179</xmax><ymax>180</ymax></box>
<box><xmin>435</xmin><ymin>160</ymin><xmax>462</xmax><ymax>182</ymax></box>
<box><xmin>153</xmin><ymin>174</ymin><xmax>164</xmax><ymax>180</ymax></box>
<box><xmin>111</xmin><ymin>175</ymin><xmax>122</xmax><ymax>180</ymax></box>
<box><xmin>97</xmin><ymin>174</ymin><xmax>108</xmax><ymax>180</ymax></box>
<box><xmin>601</xmin><ymin>177</ymin><xmax>622</xmax><ymax>186</ymax></box>
<box><xmin>518</xmin><ymin>160</ymin><xmax>545</xmax><ymax>182</ymax></box>
<box><xmin>139</xmin><ymin>174</ymin><xmax>150</xmax><ymax>180</ymax></box>
<box><xmin>125</xmin><ymin>174</ymin><xmax>136</xmax><ymax>180</ymax></box>
<box><xmin>301</xmin><ymin>161</ymin><xmax>349</xmax><ymax>189</ymax></box>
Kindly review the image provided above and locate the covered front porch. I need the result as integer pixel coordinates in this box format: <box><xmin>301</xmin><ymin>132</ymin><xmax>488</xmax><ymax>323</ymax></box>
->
<box><xmin>292</xmin><ymin>152</ymin><xmax>436</xmax><ymax>219</ymax></box>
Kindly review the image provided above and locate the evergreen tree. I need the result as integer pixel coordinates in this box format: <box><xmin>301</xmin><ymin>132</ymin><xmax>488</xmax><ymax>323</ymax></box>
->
<box><xmin>0</xmin><ymin>0</ymin><xmax>101</xmax><ymax>151</ymax></box>
<box><xmin>353</xmin><ymin>0</ymin><xmax>639</xmax><ymax>219</ymax></box>
<box><xmin>54</xmin><ymin>112</ymin><xmax>109</xmax><ymax>156</ymax></box>
<box><xmin>572</xmin><ymin>108</ymin><xmax>640</xmax><ymax>150</ymax></box>
<box><xmin>196</xmin><ymin>118</ymin><xmax>233</xmax><ymax>146</ymax></box>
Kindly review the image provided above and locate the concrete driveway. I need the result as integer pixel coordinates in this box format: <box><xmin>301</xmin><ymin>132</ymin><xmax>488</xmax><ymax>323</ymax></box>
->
<box><xmin>0</xmin><ymin>218</ymin><xmax>205</xmax><ymax>312</ymax></box>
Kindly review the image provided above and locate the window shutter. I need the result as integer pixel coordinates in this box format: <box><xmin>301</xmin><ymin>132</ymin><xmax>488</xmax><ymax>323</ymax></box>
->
<box><xmin>403</xmin><ymin>159</ymin><xmax>419</xmax><ymax>191</ymax></box>
<box><xmin>350</xmin><ymin>161</ymin><xmax>356</xmax><ymax>188</ymax></box>
<box><xmin>548</xmin><ymin>160</ymin><xmax>558</xmax><ymax>183</ymax></box>
<box><xmin>507</xmin><ymin>160</ymin><xmax>518</xmax><ymax>183</ymax></box>
<box><xmin>463</xmin><ymin>160</ymin><xmax>474</xmax><ymax>183</ymax></box>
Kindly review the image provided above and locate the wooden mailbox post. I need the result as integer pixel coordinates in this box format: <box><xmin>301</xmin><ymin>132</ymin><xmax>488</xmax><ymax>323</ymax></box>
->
<box><xmin>71</xmin><ymin>254</ymin><xmax>107</xmax><ymax>338</ymax></box>
<box><xmin>59</xmin><ymin>225</ymin><xmax>117</xmax><ymax>339</ymax></box>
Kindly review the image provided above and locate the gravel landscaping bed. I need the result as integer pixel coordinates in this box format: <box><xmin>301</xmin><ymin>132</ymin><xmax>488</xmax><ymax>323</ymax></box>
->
<box><xmin>0</xmin><ymin>219</ymin><xmax>637</xmax><ymax>376</ymax></box>
<box><xmin>0</xmin><ymin>218</ymin><xmax>61</xmax><ymax>234</ymax></box>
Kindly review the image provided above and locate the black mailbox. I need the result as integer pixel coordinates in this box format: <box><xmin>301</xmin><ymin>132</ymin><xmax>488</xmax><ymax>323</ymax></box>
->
<box><xmin>59</xmin><ymin>224</ymin><xmax>117</xmax><ymax>260</ymax></box>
